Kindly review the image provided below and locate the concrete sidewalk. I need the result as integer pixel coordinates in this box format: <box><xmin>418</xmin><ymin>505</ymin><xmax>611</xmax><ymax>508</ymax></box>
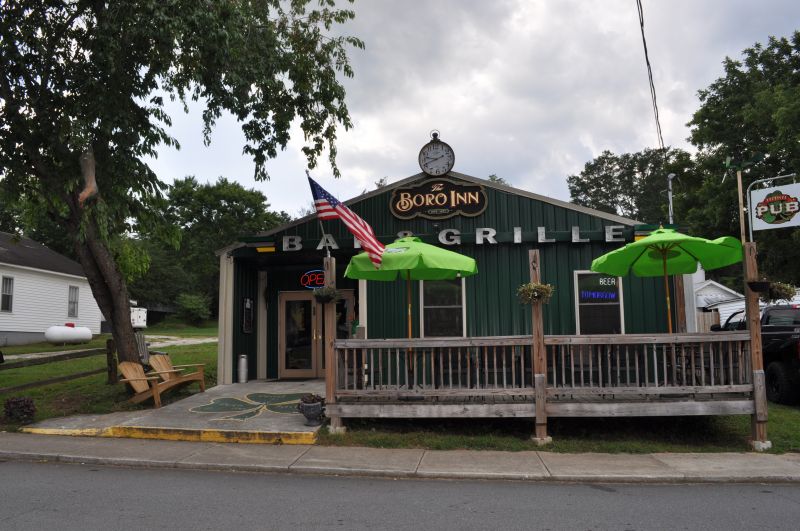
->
<box><xmin>21</xmin><ymin>381</ymin><xmax>326</xmax><ymax>445</ymax></box>
<box><xmin>2</xmin><ymin>432</ymin><xmax>800</xmax><ymax>483</ymax></box>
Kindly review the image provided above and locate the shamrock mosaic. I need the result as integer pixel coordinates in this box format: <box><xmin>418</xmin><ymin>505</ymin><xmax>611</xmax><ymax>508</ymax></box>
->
<box><xmin>190</xmin><ymin>393</ymin><xmax>305</xmax><ymax>421</ymax></box>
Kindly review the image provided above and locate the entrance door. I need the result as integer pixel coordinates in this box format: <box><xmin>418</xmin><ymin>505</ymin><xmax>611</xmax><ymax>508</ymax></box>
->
<box><xmin>278</xmin><ymin>290</ymin><xmax>356</xmax><ymax>378</ymax></box>
<box><xmin>278</xmin><ymin>292</ymin><xmax>321</xmax><ymax>378</ymax></box>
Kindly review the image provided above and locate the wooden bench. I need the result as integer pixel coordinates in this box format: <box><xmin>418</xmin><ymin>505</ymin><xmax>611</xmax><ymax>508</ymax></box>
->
<box><xmin>118</xmin><ymin>360</ymin><xmax>204</xmax><ymax>408</ymax></box>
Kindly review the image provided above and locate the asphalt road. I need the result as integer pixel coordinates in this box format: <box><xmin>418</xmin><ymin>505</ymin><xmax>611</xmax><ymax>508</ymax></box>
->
<box><xmin>2</xmin><ymin>461</ymin><xmax>800</xmax><ymax>530</ymax></box>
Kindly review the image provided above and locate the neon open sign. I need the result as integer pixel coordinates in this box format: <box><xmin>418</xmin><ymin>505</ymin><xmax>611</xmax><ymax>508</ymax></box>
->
<box><xmin>301</xmin><ymin>269</ymin><xmax>325</xmax><ymax>289</ymax></box>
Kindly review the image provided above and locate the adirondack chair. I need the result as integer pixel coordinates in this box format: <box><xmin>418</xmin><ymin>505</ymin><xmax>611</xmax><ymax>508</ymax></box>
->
<box><xmin>118</xmin><ymin>359</ymin><xmax>204</xmax><ymax>408</ymax></box>
<box><xmin>118</xmin><ymin>361</ymin><xmax>169</xmax><ymax>407</ymax></box>
<box><xmin>134</xmin><ymin>331</ymin><xmax>166</xmax><ymax>365</ymax></box>
<box><xmin>148</xmin><ymin>353</ymin><xmax>205</xmax><ymax>392</ymax></box>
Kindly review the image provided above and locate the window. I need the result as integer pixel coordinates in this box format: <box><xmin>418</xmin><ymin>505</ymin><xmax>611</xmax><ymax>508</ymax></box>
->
<box><xmin>421</xmin><ymin>278</ymin><xmax>465</xmax><ymax>337</ymax></box>
<box><xmin>1</xmin><ymin>276</ymin><xmax>13</xmax><ymax>312</ymax></box>
<box><xmin>574</xmin><ymin>271</ymin><xmax>624</xmax><ymax>334</ymax></box>
<box><xmin>68</xmin><ymin>285</ymin><xmax>79</xmax><ymax>318</ymax></box>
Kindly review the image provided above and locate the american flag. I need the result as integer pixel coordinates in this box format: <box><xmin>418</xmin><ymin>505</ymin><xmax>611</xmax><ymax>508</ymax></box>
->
<box><xmin>307</xmin><ymin>176</ymin><xmax>385</xmax><ymax>267</ymax></box>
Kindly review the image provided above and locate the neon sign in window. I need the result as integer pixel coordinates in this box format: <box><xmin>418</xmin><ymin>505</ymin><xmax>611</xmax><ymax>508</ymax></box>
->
<box><xmin>300</xmin><ymin>269</ymin><xmax>325</xmax><ymax>289</ymax></box>
<box><xmin>575</xmin><ymin>273</ymin><xmax>623</xmax><ymax>334</ymax></box>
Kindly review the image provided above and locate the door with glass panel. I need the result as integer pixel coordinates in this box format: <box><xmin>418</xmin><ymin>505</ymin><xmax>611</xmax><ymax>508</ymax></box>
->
<box><xmin>278</xmin><ymin>291</ymin><xmax>321</xmax><ymax>378</ymax></box>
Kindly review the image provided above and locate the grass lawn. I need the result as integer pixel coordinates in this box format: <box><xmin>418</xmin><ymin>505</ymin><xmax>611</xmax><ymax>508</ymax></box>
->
<box><xmin>0</xmin><ymin>342</ymin><xmax>217</xmax><ymax>431</ymax></box>
<box><xmin>0</xmin><ymin>320</ymin><xmax>218</xmax><ymax>357</ymax></box>
<box><xmin>317</xmin><ymin>404</ymin><xmax>800</xmax><ymax>454</ymax></box>
<box><xmin>146</xmin><ymin>317</ymin><xmax>218</xmax><ymax>338</ymax></box>
<box><xmin>1</xmin><ymin>335</ymin><xmax>112</xmax><ymax>356</ymax></box>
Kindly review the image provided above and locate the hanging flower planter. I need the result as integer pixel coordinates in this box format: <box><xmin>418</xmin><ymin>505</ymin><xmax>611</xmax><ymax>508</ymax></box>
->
<box><xmin>313</xmin><ymin>286</ymin><xmax>340</xmax><ymax>304</ymax></box>
<box><xmin>517</xmin><ymin>282</ymin><xmax>555</xmax><ymax>304</ymax></box>
<box><xmin>747</xmin><ymin>280</ymin><xmax>770</xmax><ymax>293</ymax></box>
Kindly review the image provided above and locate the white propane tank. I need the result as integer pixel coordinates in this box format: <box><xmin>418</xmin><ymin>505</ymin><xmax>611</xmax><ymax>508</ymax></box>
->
<box><xmin>45</xmin><ymin>325</ymin><xmax>93</xmax><ymax>345</ymax></box>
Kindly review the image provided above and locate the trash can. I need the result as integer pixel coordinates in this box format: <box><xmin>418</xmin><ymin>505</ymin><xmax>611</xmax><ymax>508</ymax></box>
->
<box><xmin>238</xmin><ymin>354</ymin><xmax>248</xmax><ymax>383</ymax></box>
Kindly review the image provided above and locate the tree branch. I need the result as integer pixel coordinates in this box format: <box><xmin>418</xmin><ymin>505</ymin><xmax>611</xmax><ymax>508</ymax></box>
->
<box><xmin>78</xmin><ymin>147</ymin><xmax>98</xmax><ymax>207</ymax></box>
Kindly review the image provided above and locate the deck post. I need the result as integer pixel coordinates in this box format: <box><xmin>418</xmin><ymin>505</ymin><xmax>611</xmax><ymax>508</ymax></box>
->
<box><xmin>324</xmin><ymin>256</ymin><xmax>345</xmax><ymax>433</ymax></box>
<box><xmin>529</xmin><ymin>249</ymin><xmax>552</xmax><ymax>445</ymax></box>
<box><xmin>744</xmin><ymin>242</ymin><xmax>770</xmax><ymax>450</ymax></box>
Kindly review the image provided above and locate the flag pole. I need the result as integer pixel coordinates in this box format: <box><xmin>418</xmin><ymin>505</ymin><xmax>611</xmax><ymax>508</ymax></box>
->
<box><xmin>306</xmin><ymin>170</ymin><xmax>331</xmax><ymax>258</ymax></box>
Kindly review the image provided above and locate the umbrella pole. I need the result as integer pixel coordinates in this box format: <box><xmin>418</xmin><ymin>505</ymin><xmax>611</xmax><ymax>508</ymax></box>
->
<box><xmin>663</xmin><ymin>254</ymin><xmax>673</xmax><ymax>334</ymax></box>
<box><xmin>406</xmin><ymin>270</ymin><xmax>414</xmax><ymax>388</ymax></box>
<box><xmin>406</xmin><ymin>270</ymin><xmax>413</xmax><ymax>339</ymax></box>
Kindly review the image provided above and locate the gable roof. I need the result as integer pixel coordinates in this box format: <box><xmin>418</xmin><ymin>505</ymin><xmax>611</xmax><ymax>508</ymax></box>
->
<box><xmin>0</xmin><ymin>232</ymin><xmax>86</xmax><ymax>277</ymax></box>
<box><xmin>218</xmin><ymin>171</ymin><xmax>640</xmax><ymax>255</ymax></box>
<box><xmin>695</xmin><ymin>279</ymin><xmax>743</xmax><ymax>299</ymax></box>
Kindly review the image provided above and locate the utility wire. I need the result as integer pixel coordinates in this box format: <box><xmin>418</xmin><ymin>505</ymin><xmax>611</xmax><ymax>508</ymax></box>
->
<box><xmin>635</xmin><ymin>0</ymin><xmax>666</xmax><ymax>154</ymax></box>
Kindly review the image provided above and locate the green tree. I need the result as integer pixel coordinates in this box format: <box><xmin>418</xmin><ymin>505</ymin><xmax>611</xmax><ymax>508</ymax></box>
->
<box><xmin>162</xmin><ymin>177</ymin><xmax>289</xmax><ymax>311</ymax></box>
<box><xmin>683</xmin><ymin>31</ymin><xmax>800</xmax><ymax>284</ymax></box>
<box><xmin>487</xmin><ymin>174</ymin><xmax>509</xmax><ymax>185</ymax></box>
<box><xmin>0</xmin><ymin>1</ymin><xmax>362</xmax><ymax>362</ymax></box>
<box><xmin>568</xmin><ymin>148</ymin><xmax>694</xmax><ymax>223</ymax></box>
<box><xmin>126</xmin><ymin>238</ymin><xmax>192</xmax><ymax>310</ymax></box>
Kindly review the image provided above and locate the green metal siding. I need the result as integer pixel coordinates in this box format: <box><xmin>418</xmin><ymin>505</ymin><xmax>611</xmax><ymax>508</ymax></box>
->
<box><xmin>232</xmin><ymin>174</ymin><xmax>669</xmax><ymax>367</ymax></box>
<box><xmin>232</xmin><ymin>261</ymin><xmax>258</xmax><ymax>378</ymax></box>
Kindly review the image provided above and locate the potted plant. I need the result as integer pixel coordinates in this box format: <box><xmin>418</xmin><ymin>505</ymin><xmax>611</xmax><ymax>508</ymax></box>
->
<box><xmin>761</xmin><ymin>281</ymin><xmax>797</xmax><ymax>304</ymax></box>
<box><xmin>313</xmin><ymin>286</ymin><xmax>340</xmax><ymax>304</ymax></box>
<box><xmin>517</xmin><ymin>282</ymin><xmax>555</xmax><ymax>304</ymax></box>
<box><xmin>297</xmin><ymin>393</ymin><xmax>325</xmax><ymax>426</ymax></box>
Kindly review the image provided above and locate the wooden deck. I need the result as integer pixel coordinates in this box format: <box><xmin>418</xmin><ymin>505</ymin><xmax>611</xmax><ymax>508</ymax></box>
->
<box><xmin>327</xmin><ymin>332</ymin><xmax>755</xmax><ymax>419</ymax></box>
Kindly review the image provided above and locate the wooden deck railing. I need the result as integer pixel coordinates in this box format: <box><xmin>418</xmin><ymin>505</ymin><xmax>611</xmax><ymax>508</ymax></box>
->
<box><xmin>333</xmin><ymin>332</ymin><xmax>752</xmax><ymax>401</ymax></box>
<box><xmin>545</xmin><ymin>332</ymin><xmax>752</xmax><ymax>395</ymax></box>
<box><xmin>333</xmin><ymin>336</ymin><xmax>534</xmax><ymax>399</ymax></box>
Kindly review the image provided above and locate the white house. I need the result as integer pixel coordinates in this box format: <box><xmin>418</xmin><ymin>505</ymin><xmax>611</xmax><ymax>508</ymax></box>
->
<box><xmin>692</xmin><ymin>266</ymin><xmax>746</xmax><ymax>330</ymax></box>
<box><xmin>693</xmin><ymin>266</ymin><xmax>800</xmax><ymax>329</ymax></box>
<box><xmin>0</xmin><ymin>232</ymin><xmax>103</xmax><ymax>346</ymax></box>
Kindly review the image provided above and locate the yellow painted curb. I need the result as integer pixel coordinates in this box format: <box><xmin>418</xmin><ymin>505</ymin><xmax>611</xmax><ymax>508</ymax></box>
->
<box><xmin>105</xmin><ymin>426</ymin><xmax>317</xmax><ymax>445</ymax></box>
<box><xmin>22</xmin><ymin>425</ymin><xmax>317</xmax><ymax>445</ymax></box>
<box><xmin>20</xmin><ymin>427</ymin><xmax>113</xmax><ymax>437</ymax></box>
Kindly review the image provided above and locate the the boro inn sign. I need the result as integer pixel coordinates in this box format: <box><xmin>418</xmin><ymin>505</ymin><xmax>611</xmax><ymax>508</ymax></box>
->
<box><xmin>390</xmin><ymin>178</ymin><xmax>488</xmax><ymax>220</ymax></box>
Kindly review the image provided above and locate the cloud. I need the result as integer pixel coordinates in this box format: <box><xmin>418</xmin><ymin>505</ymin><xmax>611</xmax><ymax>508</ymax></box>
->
<box><xmin>145</xmin><ymin>0</ymin><xmax>800</xmax><ymax>215</ymax></box>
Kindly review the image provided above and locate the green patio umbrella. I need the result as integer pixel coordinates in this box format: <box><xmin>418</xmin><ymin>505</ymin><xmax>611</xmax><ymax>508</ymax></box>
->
<box><xmin>345</xmin><ymin>237</ymin><xmax>478</xmax><ymax>338</ymax></box>
<box><xmin>591</xmin><ymin>228</ymin><xmax>742</xmax><ymax>333</ymax></box>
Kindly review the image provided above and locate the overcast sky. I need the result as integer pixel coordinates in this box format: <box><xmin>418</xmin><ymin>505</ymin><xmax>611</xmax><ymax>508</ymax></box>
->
<box><xmin>145</xmin><ymin>0</ymin><xmax>800</xmax><ymax>217</ymax></box>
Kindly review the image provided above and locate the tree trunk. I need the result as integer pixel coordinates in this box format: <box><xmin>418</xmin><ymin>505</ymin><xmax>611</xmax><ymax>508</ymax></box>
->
<box><xmin>67</xmin><ymin>204</ymin><xmax>139</xmax><ymax>364</ymax></box>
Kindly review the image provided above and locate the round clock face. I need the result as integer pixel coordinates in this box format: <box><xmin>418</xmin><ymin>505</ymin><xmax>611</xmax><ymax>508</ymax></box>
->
<box><xmin>418</xmin><ymin>141</ymin><xmax>455</xmax><ymax>176</ymax></box>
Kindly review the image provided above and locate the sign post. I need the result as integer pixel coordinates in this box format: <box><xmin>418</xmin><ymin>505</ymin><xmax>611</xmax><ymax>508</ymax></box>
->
<box><xmin>737</xmin><ymin>175</ymin><xmax>798</xmax><ymax>451</ymax></box>
<box><xmin>529</xmin><ymin>250</ymin><xmax>551</xmax><ymax>445</ymax></box>
<box><xmin>323</xmin><ymin>256</ymin><xmax>344</xmax><ymax>433</ymax></box>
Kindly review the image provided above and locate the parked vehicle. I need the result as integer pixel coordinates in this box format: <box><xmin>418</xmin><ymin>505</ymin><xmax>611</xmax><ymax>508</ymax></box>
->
<box><xmin>713</xmin><ymin>305</ymin><xmax>800</xmax><ymax>404</ymax></box>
